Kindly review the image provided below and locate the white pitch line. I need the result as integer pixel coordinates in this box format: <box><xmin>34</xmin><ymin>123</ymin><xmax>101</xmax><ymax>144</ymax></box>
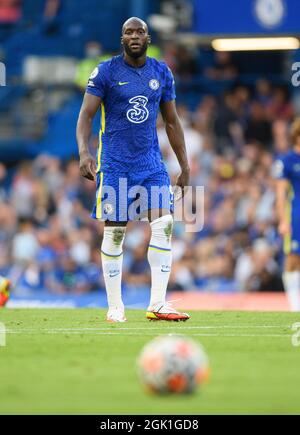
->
<box><xmin>5</xmin><ymin>332</ymin><xmax>291</xmax><ymax>338</ymax></box>
<box><xmin>192</xmin><ymin>333</ymin><xmax>290</xmax><ymax>338</ymax></box>
<box><xmin>4</xmin><ymin>325</ymin><xmax>290</xmax><ymax>333</ymax></box>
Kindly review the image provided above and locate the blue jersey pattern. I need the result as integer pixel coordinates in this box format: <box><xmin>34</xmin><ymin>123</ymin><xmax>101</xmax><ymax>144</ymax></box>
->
<box><xmin>275</xmin><ymin>151</ymin><xmax>300</xmax><ymax>254</ymax></box>
<box><xmin>86</xmin><ymin>55</ymin><xmax>176</xmax><ymax>173</ymax></box>
<box><xmin>275</xmin><ymin>151</ymin><xmax>300</xmax><ymax>207</ymax></box>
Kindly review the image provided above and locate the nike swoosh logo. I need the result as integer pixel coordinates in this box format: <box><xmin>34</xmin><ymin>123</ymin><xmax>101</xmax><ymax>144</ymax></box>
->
<box><xmin>118</xmin><ymin>82</ymin><xmax>129</xmax><ymax>86</ymax></box>
<box><xmin>161</xmin><ymin>268</ymin><xmax>171</xmax><ymax>273</ymax></box>
<box><xmin>109</xmin><ymin>272</ymin><xmax>120</xmax><ymax>278</ymax></box>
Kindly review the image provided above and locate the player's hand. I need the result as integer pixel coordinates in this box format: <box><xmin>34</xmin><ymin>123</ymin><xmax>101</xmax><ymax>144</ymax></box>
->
<box><xmin>278</xmin><ymin>219</ymin><xmax>291</xmax><ymax>237</ymax></box>
<box><xmin>175</xmin><ymin>168</ymin><xmax>190</xmax><ymax>200</ymax></box>
<box><xmin>79</xmin><ymin>153</ymin><xmax>97</xmax><ymax>181</ymax></box>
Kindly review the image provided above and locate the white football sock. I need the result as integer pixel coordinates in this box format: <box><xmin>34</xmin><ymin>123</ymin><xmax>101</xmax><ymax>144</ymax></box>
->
<box><xmin>148</xmin><ymin>215</ymin><xmax>173</xmax><ymax>309</ymax></box>
<box><xmin>101</xmin><ymin>227</ymin><xmax>126</xmax><ymax>309</ymax></box>
<box><xmin>283</xmin><ymin>271</ymin><xmax>300</xmax><ymax>312</ymax></box>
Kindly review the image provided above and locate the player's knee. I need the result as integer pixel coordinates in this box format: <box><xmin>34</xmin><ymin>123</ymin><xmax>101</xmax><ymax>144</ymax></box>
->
<box><xmin>285</xmin><ymin>254</ymin><xmax>300</xmax><ymax>272</ymax></box>
<box><xmin>102</xmin><ymin>226</ymin><xmax>126</xmax><ymax>256</ymax></box>
<box><xmin>150</xmin><ymin>214</ymin><xmax>173</xmax><ymax>247</ymax></box>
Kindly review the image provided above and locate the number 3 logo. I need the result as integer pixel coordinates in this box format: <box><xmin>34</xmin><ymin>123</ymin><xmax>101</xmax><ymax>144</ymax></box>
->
<box><xmin>126</xmin><ymin>95</ymin><xmax>149</xmax><ymax>124</ymax></box>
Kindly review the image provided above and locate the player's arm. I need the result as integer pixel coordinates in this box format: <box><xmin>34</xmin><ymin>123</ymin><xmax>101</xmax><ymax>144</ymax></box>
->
<box><xmin>76</xmin><ymin>92</ymin><xmax>101</xmax><ymax>181</ymax></box>
<box><xmin>276</xmin><ymin>178</ymin><xmax>290</xmax><ymax>236</ymax></box>
<box><xmin>160</xmin><ymin>100</ymin><xmax>190</xmax><ymax>191</ymax></box>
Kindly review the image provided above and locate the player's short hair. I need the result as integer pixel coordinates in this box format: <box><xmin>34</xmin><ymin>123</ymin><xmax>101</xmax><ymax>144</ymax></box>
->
<box><xmin>291</xmin><ymin>117</ymin><xmax>300</xmax><ymax>145</ymax></box>
<box><xmin>122</xmin><ymin>17</ymin><xmax>148</xmax><ymax>34</ymax></box>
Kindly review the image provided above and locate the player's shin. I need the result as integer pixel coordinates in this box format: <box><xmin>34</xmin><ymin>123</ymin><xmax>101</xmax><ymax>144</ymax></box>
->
<box><xmin>283</xmin><ymin>271</ymin><xmax>300</xmax><ymax>312</ymax></box>
<box><xmin>147</xmin><ymin>215</ymin><xmax>173</xmax><ymax>308</ymax></box>
<box><xmin>101</xmin><ymin>227</ymin><xmax>126</xmax><ymax>310</ymax></box>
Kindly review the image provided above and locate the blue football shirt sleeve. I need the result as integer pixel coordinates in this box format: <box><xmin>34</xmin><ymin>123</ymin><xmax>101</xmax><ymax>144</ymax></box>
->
<box><xmin>274</xmin><ymin>158</ymin><xmax>289</xmax><ymax>180</ymax></box>
<box><xmin>86</xmin><ymin>63</ymin><xmax>108</xmax><ymax>99</ymax></box>
<box><xmin>161</xmin><ymin>65</ymin><xmax>176</xmax><ymax>102</ymax></box>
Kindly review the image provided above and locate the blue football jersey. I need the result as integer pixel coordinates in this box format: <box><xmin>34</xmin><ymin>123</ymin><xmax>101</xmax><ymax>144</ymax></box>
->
<box><xmin>86</xmin><ymin>55</ymin><xmax>176</xmax><ymax>173</ymax></box>
<box><xmin>275</xmin><ymin>151</ymin><xmax>300</xmax><ymax>206</ymax></box>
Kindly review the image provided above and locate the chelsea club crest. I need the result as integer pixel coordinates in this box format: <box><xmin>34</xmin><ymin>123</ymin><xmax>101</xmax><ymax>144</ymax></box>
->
<box><xmin>149</xmin><ymin>79</ymin><xmax>160</xmax><ymax>91</ymax></box>
<box><xmin>254</xmin><ymin>0</ymin><xmax>285</xmax><ymax>29</ymax></box>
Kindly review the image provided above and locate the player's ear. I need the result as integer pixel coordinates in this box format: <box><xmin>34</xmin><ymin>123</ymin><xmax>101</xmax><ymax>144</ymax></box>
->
<box><xmin>148</xmin><ymin>35</ymin><xmax>151</xmax><ymax>44</ymax></box>
<box><xmin>121</xmin><ymin>36</ymin><xmax>124</xmax><ymax>46</ymax></box>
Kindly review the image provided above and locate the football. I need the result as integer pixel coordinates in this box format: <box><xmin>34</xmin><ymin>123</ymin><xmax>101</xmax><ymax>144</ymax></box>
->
<box><xmin>137</xmin><ymin>335</ymin><xmax>210</xmax><ymax>394</ymax></box>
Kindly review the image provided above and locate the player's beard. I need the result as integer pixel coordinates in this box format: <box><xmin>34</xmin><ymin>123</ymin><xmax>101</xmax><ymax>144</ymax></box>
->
<box><xmin>124</xmin><ymin>41</ymin><xmax>148</xmax><ymax>59</ymax></box>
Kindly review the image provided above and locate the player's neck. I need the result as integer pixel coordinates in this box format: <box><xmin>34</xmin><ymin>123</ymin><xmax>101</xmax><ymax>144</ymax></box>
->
<box><xmin>294</xmin><ymin>144</ymin><xmax>300</xmax><ymax>154</ymax></box>
<box><xmin>123</xmin><ymin>52</ymin><xmax>147</xmax><ymax>68</ymax></box>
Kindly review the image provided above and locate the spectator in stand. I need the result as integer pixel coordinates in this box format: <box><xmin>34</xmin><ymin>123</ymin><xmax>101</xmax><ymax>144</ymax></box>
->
<box><xmin>0</xmin><ymin>0</ymin><xmax>21</xmax><ymax>41</ymax></box>
<box><xmin>213</xmin><ymin>91</ymin><xmax>239</xmax><ymax>152</ymax></box>
<box><xmin>233</xmin><ymin>86</ymin><xmax>251</xmax><ymax>123</ymax></box>
<box><xmin>245</xmin><ymin>101</ymin><xmax>272</xmax><ymax>148</ymax></box>
<box><xmin>147</xmin><ymin>44</ymin><xmax>162</xmax><ymax>60</ymax></box>
<box><xmin>124</xmin><ymin>245</ymin><xmax>150</xmax><ymax>287</ymax></box>
<box><xmin>175</xmin><ymin>45</ymin><xmax>199</xmax><ymax>81</ymax></box>
<box><xmin>244</xmin><ymin>239</ymin><xmax>283</xmax><ymax>292</ymax></box>
<box><xmin>162</xmin><ymin>42</ymin><xmax>178</xmax><ymax>72</ymax></box>
<box><xmin>193</xmin><ymin>96</ymin><xmax>216</xmax><ymax>135</ymax></box>
<box><xmin>0</xmin><ymin>0</ymin><xmax>21</xmax><ymax>23</ymax></box>
<box><xmin>255</xmin><ymin>78</ymin><xmax>273</xmax><ymax>108</ymax></box>
<box><xmin>74</xmin><ymin>41</ymin><xmax>112</xmax><ymax>91</ymax></box>
<box><xmin>204</xmin><ymin>51</ymin><xmax>238</xmax><ymax>80</ymax></box>
<box><xmin>42</xmin><ymin>0</ymin><xmax>61</xmax><ymax>34</ymax></box>
<box><xmin>43</xmin><ymin>0</ymin><xmax>60</xmax><ymax>20</ymax></box>
<box><xmin>11</xmin><ymin>161</ymin><xmax>36</xmax><ymax>219</ymax></box>
<box><xmin>272</xmin><ymin>119</ymin><xmax>290</xmax><ymax>157</ymax></box>
<box><xmin>266</xmin><ymin>87</ymin><xmax>294</xmax><ymax>121</ymax></box>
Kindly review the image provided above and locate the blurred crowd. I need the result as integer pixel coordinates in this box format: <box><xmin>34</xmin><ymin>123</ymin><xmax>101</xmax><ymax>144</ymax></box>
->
<box><xmin>0</xmin><ymin>74</ymin><xmax>295</xmax><ymax>295</ymax></box>
<box><xmin>159</xmin><ymin>78</ymin><xmax>293</xmax><ymax>294</ymax></box>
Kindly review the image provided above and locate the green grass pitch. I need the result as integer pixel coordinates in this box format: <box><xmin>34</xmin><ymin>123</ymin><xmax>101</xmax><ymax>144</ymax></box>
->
<box><xmin>0</xmin><ymin>309</ymin><xmax>300</xmax><ymax>415</ymax></box>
